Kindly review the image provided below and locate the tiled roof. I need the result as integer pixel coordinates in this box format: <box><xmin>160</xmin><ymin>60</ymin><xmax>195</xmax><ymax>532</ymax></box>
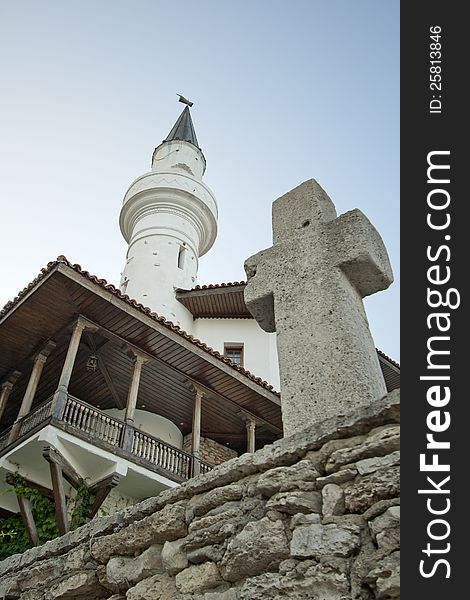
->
<box><xmin>191</xmin><ymin>282</ymin><xmax>247</xmax><ymax>290</ymax></box>
<box><xmin>377</xmin><ymin>349</ymin><xmax>400</xmax><ymax>370</ymax></box>
<box><xmin>0</xmin><ymin>257</ymin><xmax>279</xmax><ymax>395</ymax></box>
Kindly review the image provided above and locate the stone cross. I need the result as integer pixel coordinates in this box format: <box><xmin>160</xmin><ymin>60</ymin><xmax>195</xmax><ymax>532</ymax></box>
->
<box><xmin>244</xmin><ymin>179</ymin><xmax>393</xmax><ymax>436</ymax></box>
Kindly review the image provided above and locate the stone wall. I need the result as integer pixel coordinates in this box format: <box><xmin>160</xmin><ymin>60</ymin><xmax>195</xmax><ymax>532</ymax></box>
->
<box><xmin>98</xmin><ymin>489</ymin><xmax>138</xmax><ymax>518</ymax></box>
<box><xmin>183</xmin><ymin>435</ymin><xmax>238</xmax><ymax>466</ymax></box>
<box><xmin>0</xmin><ymin>390</ymin><xmax>400</xmax><ymax>600</ymax></box>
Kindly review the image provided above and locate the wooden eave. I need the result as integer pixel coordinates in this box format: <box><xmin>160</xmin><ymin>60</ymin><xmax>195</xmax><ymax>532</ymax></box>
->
<box><xmin>176</xmin><ymin>284</ymin><xmax>252</xmax><ymax>318</ymax></box>
<box><xmin>0</xmin><ymin>261</ymin><xmax>282</xmax><ymax>453</ymax></box>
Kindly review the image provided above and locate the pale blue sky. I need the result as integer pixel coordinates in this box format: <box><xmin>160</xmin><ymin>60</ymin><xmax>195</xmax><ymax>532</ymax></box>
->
<box><xmin>0</xmin><ymin>1</ymin><xmax>399</xmax><ymax>360</ymax></box>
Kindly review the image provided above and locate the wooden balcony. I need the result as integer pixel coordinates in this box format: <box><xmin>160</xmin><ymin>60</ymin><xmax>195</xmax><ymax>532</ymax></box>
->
<box><xmin>0</xmin><ymin>395</ymin><xmax>213</xmax><ymax>483</ymax></box>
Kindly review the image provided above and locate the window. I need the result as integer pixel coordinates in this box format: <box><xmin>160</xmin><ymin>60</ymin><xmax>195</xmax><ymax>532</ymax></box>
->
<box><xmin>177</xmin><ymin>245</ymin><xmax>186</xmax><ymax>269</ymax></box>
<box><xmin>224</xmin><ymin>344</ymin><xmax>244</xmax><ymax>366</ymax></box>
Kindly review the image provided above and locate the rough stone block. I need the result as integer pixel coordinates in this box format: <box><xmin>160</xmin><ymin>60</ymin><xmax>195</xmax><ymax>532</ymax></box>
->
<box><xmin>322</xmin><ymin>484</ymin><xmax>345</xmax><ymax>517</ymax></box>
<box><xmin>187</xmin><ymin>485</ymin><xmax>244</xmax><ymax>519</ymax></box>
<box><xmin>291</xmin><ymin>513</ymin><xmax>321</xmax><ymax>529</ymax></box>
<box><xmin>105</xmin><ymin>544</ymin><xmax>163</xmax><ymax>589</ymax></box>
<box><xmin>175</xmin><ymin>562</ymin><xmax>224</xmax><ymax>594</ymax></box>
<box><xmin>219</xmin><ymin>517</ymin><xmax>290</xmax><ymax>582</ymax></box>
<box><xmin>375</xmin><ymin>527</ymin><xmax>400</xmax><ymax>557</ymax></box>
<box><xmin>189</xmin><ymin>508</ymin><xmax>241</xmax><ymax>533</ymax></box>
<box><xmin>91</xmin><ymin>501</ymin><xmax>187</xmax><ymax>562</ymax></box>
<box><xmin>325</xmin><ymin>426</ymin><xmax>400</xmax><ymax>473</ymax></box>
<box><xmin>126</xmin><ymin>573</ymin><xmax>179</xmax><ymax>600</ymax></box>
<box><xmin>290</xmin><ymin>523</ymin><xmax>361</xmax><ymax>559</ymax></box>
<box><xmin>265</xmin><ymin>490</ymin><xmax>322</xmax><ymax>514</ymax></box>
<box><xmin>44</xmin><ymin>571</ymin><xmax>102</xmax><ymax>599</ymax></box>
<box><xmin>362</xmin><ymin>498</ymin><xmax>400</xmax><ymax>522</ymax></box>
<box><xmin>369</xmin><ymin>506</ymin><xmax>400</xmax><ymax>540</ymax></box>
<box><xmin>193</xmin><ymin>589</ymin><xmax>238</xmax><ymax>600</ymax></box>
<box><xmin>315</xmin><ymin>468</ymin><xmax>357</xmax><ymax>489</ymax></box>
<box><xmin>355</xmin><ymin>450</ymin><xmax>400</xmax><ymax>475</ymax></box>
<box><xmin>17</xmin><ymin>558</ymin><xmax>66</xmax><ymax>592</ymax></box>
<box><xmin>255</xmin><ymin>460</ymin><xmax>320</xmax><ymax>497</ymax></box>
<box><xmin>344</xmin><ymin>466</ymin><xmax>400</xmax><ymax>513</ymax></box>
<box><xmin>365</xmin><ymin>550</ymin><xmax>400</xmax><ymax>599</ymax></box>
<box><xmin>184</xmin><ymin>515</ymin><xmax>245</xmax><ymax>552</ymax></box>
<box><xmin>161</xmin><ymin>539</ymin><xmax>188</xmax><ymax>575</ymax></box>
<box><xmin>0</xmin><ymin>576</ymin><xmax>20</xmax><ymax>598</ymax></box>
<box><xmin>187</xmin><ymin>544</ymin><xmax>225</xmax><ymax>565</ymax></box>
<box><xmin>237</xmin><ymin>561</ymin><xmax>350</xmax><ymax>599</ymax></box>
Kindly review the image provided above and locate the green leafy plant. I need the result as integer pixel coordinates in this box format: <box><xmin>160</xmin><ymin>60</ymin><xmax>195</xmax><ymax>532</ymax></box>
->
<box><xmin>0</xmin><ymin>473</ymin><xmax>58</xmax><ymax>559</ymax></box>
<box><xmin>0</xmin><ymin>474</ymin><xmax>95</xmax><ymax>559</ymax></box>
<box><xmin>69</xmin><ymin>478</ymin><xmax>94</xmax><ymax>530</ymax></box>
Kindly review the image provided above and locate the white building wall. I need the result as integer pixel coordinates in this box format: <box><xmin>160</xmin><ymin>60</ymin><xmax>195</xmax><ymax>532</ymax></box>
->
<box><xmin>192</xmin><ymin>318</ymin><xmax>280</xmax><ymax>390</ymax></box>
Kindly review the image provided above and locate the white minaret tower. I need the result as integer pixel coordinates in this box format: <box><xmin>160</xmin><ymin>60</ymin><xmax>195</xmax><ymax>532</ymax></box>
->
<box><xmin>119</xmin><ymin>102</ymin><xmax>218</xmax><ymax>331</ymax></box>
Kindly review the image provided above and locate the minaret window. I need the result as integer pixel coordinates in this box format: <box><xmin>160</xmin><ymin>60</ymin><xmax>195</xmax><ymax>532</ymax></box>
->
<box><xmin>224</xmin><ymin>344</ymin><xmax>244</xmax><ymax>366</ymax></box>
<box><xmin>178</xmin><ymin>246</ymin><xmax>187</xmax><ymax>269</ymax></box>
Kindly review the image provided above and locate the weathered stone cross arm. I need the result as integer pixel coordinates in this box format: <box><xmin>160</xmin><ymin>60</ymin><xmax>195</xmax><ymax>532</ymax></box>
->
<box><xmin>244</xmin><ymin>247</ymin><xmax>280</xmax><ymax>333</ymax></box>
<box><xmin>327</xmin><ymin>209</ymin><xmax>393</xmax><ymax>297</ymax></box>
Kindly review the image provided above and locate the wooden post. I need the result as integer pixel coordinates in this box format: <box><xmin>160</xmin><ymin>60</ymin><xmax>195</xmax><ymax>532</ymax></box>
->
<box><xmin>52</xmin><ymin>319</ymin><xmax>86</xmax><ymax>418</ymax></box>
<box><xmin>17</xmin><ymin>495</ymin><xmax>39</xmax><ymax>547</ymax></box>
<box><xmin>121</xmin><ymin>352</ymin><xmax>148</xmax><ymax>451</ymax></box>
<box><xmin>246</xmin><ymin>418</ymin><xmax>256</xmax><ymax>453</ymax></box>
<box><xmin>0</xmin><ymin>371</ymin><xmax>21</xmax><ymax>422</ymax></box>
<box><xmin>9</xmin><ymin>343</ymin><xmax>55</xmax><ymax>442</ymax></box>
<box><xmin>124</xmin><ymin>353</ymin><xmax>147</xmax><ymax>423</ymax></box>
<box><xmin>191</xmin><ymin>385</ymin><xmax>204</xmax><ymax>477</ymax></box>
<box><xmin>49</xmin><ymin>461</ymin><xmax>69</xmax><ymax>535</ymax></box>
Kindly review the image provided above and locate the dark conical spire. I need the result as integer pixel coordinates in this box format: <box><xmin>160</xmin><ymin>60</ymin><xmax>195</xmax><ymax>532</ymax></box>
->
<box><xmin>164</xmin><ymin>106</ymin><xmax>199</xmax><ymax>148</ymax></box>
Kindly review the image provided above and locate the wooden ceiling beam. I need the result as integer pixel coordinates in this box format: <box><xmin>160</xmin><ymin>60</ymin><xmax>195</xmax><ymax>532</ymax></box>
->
<box><xmin>83</xmin><ymin>333</ymin><xmax>125</xmax><ymax>409</ymax></box>
<box><xmin>76</xmin><ymin>314</ymin><xmax>282</xmax><ymax>435</ymax></box>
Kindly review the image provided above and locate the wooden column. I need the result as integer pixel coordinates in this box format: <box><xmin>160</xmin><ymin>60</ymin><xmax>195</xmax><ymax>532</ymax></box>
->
<box><xmin>9</xmin><ymin>343</ymin><xmax>55</xmax><ymax>442</ymax></box>
<box><xmin>17</xmin><ymin>495</ymin><xmax>39</xmax><ymax>547</ymax></box>
<box><xmin>43</xmin><ymin>445</ymin><xmax>82</xmax><ymax>534</ymax></box>
<box><xmin>121</xmin><ymin>352</ymin><xmax>148</xmax><ymax>451</ymax></box>
<box><xmin>124</xmin><ymin>353</ymin><xmax>147</xmax><ymax>424</ymax></box>
<box><xmin>0</xmin><ymin>371</ymin><xmax>21</xmax><ymax>422</ymax></box>
<box><xmin>191</xmin><ymin>385</ymin><xmax>204</xmax><ymax>477</ymax></box>
<box><xmin>52</xmin><ymin>319</ymin><xmax>86</xmax><ymax>418</ymax></box>
<box><xmin>49</xmin><ymin>461</ymin><xmax>69</xmax><ymax>535</ymax></box>
<box><xmin>246</xmin><ymin>418</ymin><xmax>256</xmax><ymax>453</ymax></box>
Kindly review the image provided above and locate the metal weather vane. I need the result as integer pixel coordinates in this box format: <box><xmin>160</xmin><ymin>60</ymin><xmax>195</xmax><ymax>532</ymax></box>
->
<box><xmin>176</xmin><ymin>94</ymin><xmax>193</xmax><ymax>107</ymax></box>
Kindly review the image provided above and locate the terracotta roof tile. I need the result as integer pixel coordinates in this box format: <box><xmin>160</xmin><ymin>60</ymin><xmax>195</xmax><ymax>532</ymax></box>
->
<box><xmin>376</xmin><ymin>349</ymin><xmax>400</xmax><ymax>369</ymax></box>
<box><xmin>0</xmin><ymin>256</ymin><xmax>279</xmax><ymax>395</ymax></box>
<box><xmin>190</xmin><ymin>281</ymin><xmax>247</xmax><ymax>291</ymax></box>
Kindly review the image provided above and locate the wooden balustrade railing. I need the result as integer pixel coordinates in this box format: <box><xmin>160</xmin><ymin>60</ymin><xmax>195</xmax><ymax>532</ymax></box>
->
<box><xmin>199</xmin><ymin>459</ymin><xmax>213</xmax><ymax>475</ymax></box>
<box><xmin>0</xmin><ymin>394</ymin><xmax>214</xmax><ymax>482</ymax></box>
<box><xmin>0</xmin><ymin>427</ymin><xmax>12</xmax><ymax>452</ymax></box>
<box><xmin>62</xmin><ymin>396</ymin><xmax>123</xmax><ymax>446</ymax></box>
<box><xmin>17</xmin><ymin>397</ymin><xmax>54</xmax><ymax>438</ymax></box>
<box><xmin>132</xmin><ymin>428</ymin><xmax>193</xmax><ymax>479</ymax></box>
<box><xmin>0</xmin><ymin>395</ymin><xmax>214</xmax><ymax>481</ymax></box>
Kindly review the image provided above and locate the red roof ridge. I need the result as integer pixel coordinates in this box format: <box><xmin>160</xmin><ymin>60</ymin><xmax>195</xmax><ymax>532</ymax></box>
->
<box><xmin>0</xmin><ymin>256</ymin><xmax>279</xmax><ymax>396</ymax></box>
<box><xmin>376</xmin><ymin>348</ymin><xmax>400</xmax><ymax>369</ymax></box>
<box><xmin>186</xmin><ymin>281</ymin><xmax>247</xmax><ymax>291</ymax></box>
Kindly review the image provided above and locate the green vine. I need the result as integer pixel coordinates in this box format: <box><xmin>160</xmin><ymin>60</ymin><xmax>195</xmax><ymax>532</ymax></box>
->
<box><xmin>69</xmin><ymin>478</ymin><xmax>94</xmax><ymax>530</ymax></box>
<box><xmin>0</xmin><ymin>474</ymin><xmax>95</xmax><ymax>559</ymax></box>
<box><xmin>0</xmin><ymin>473</ymin><xmax>58</xmax><ymax>559</ymax></box>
